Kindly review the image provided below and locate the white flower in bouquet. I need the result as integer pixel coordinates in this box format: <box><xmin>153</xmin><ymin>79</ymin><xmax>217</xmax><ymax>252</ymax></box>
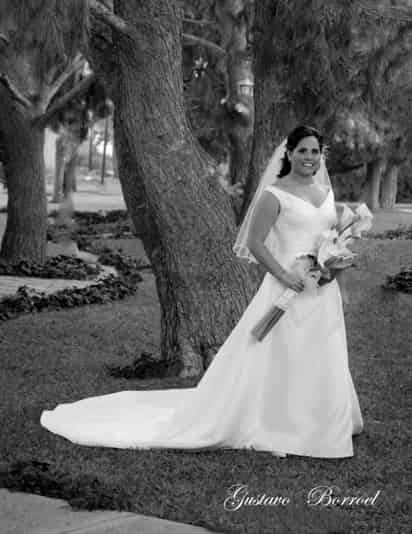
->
<box><xmin>317</xmin><ymin>229</ymin><xmax>355</xmax><ymax>269</ymax></box>
<box><xmin>351</xmin><ymin>203</ymin><xmax>373</xmax><ymax>237</ymax></box>
<box><xmin>339</xmin><ymin>204</ymin><xmax>356</xmax><ymax>231</ymax></box>
<box><xmin>336</xmin><ymin>203</ymin><xmax>373</xmax><ymax>237</ymax></box>
<box><xmin>318</xmin><ymin>202</ymin><xmax>373</xmax><ymax>268</ymax></box>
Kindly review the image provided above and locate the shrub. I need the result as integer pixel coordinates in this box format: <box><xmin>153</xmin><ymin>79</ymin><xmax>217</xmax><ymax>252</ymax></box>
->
<box><xmin>383</xmin><ymin>268</ymin><xmax>412</xmax><ymax>294</ymax></box>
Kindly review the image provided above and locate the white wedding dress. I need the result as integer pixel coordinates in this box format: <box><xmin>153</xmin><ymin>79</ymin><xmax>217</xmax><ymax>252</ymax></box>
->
<box><xmin>41</xmin><ymin>184</ymin><xmax>363</xmax><ymax>458</ymax></box>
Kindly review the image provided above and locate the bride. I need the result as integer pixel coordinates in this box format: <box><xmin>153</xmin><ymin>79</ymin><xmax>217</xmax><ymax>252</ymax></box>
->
<box><xmin>41</xmin><ymin>126</ymin><xmax>364</xmax><ymax>458</ymax></box>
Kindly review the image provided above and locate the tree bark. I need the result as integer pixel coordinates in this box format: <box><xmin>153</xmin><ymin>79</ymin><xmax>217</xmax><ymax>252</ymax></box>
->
<box><xmin>362</xmin><ymin>158</ymin><xmax>386</xmax><ymax>210</ymax></box>
<box><xmin>214</xmin><ymin>2</ymin><xmax>254</xmax><ymax>223</ymax></box>
<box><xmin>63</xmin><ymin>149</ymin><xmax>78</xmax><ymax>197</ymax></box>
<box><xmin>112</xmin><ymin>0</ymin><xmax>260</xmax><ymax>377</ymax></box>
<box><xmin>53</xmin><ymin>134</ymin><xmax>80</xmax><ymax>202</ymax></box>
<box><xmin>53</xmin><ymin>135</ymin><xmax>65</xmax><ymax>203</ymax></box>
<box><xmin>88</xmin><ymin>127</ymin><xmax>95</xmax><ymax>171</ymax></box>
<box><xmin>381</xmin><ymin>162</ymin><xmax>399</xmax><ymax>209</ymax></box>
<box><xmin>0</xmin><ymin>88</ymin><xmax>47</xmax><ymax>262</ymax></box>
<box><xmin>225</xmin><ymin>56</ymin><xmax>254</xmax><ymax>224</ymax></box>
<box><xmin>240</xmin><ymin>0</ymin><xmax>295</xmax><ymax>222</ymax></box>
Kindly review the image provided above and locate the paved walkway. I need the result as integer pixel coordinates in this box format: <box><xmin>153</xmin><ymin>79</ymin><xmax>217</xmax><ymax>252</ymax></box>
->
<box><xmin>0</xmin><ymin>489</ymin><xmax>217</xmax><ymax>534</ymax></box>
<box><xmin>0</xmin><ymin>265</ymin><xmax>117</xmax><ymax>300</ymax></box>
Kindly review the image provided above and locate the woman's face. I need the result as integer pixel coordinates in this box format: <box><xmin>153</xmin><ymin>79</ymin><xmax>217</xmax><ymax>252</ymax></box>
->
<box><xmin>287</xmin><ymin>136</ymin><xmax>322</xmax><ymax>178</ymax></box>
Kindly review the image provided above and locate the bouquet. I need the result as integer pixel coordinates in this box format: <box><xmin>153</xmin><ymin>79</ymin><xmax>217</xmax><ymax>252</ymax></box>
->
<box><xmin>251</xmin><ymin>203</ymin><xmax>373</xmax><ymax>342</ymax></box>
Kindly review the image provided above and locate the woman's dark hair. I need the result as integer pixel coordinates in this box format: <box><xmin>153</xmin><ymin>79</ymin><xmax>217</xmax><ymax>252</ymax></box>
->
<box><xmin>277</xmin><ymin>126</ymin><xmax>324</xmax><ymax>178</ymax></box>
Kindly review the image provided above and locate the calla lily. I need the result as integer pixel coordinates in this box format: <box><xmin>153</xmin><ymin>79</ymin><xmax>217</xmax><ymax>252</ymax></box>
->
<box><xmin>317</xmin><ymin>229</ymin><xmax>354</xmax><ymax>268</ymax></box>
<box><xmin>338</xmin><ymin>204</ymin><xmax>356</xmax><ymax>232</ymax></box>
<box><xmin>339</xmin><ymin>226</ymin><xmax>355</xmax><ymax>244</ymax></box>
<box><xmin>325</xmin><ymin>256</ymin><xmax>356</xmax><ymax>270</ymax></box>
<box><xmin>351</xmin><ymin>203</ymin><xmax>373</xmax><ymax>237</ymax></box>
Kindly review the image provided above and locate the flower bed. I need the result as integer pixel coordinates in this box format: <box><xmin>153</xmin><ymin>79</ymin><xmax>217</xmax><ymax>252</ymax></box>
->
<box><xmin>0</xmin><ymin>249</ymin><xmax>147</xmax><ymax>322</ymax></box>
<box><xmin>367</xmin><ymin>225</ymin><xmax>412</xmax><ymax>240</ymax></box>
<box><xmin>48</xmin><ymin>209</ymin><xmax>130</xmax><ymax>225</ymax></box>
<box><xmin>0</xmin><ymin>256</ymin><xmax>102</xmax><ymax>280</ymax></box>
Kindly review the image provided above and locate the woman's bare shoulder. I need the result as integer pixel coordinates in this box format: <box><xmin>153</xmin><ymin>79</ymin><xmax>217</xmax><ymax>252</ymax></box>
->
<box><xmin>254</xmin><ymin>188</ymin><xmax>281</xmax><ymax>218</ymax></box>
<box><xmin>247</xmin><ymin>189</ymin><xmax>281</xmax><ymax>242</ymax></box>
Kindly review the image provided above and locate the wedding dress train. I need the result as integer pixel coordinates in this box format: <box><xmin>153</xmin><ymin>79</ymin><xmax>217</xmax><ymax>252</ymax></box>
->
<box><xmin>41</xmin><ymin>184</ymin><xmax>363</xmax><ymax>458</ymax></box>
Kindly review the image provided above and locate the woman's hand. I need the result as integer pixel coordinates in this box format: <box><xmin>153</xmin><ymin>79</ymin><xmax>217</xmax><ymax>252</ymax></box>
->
<box><xmin>279</xmin><ymin>271</ymin><xmax>306</xmax><ymax>293</ymax></box>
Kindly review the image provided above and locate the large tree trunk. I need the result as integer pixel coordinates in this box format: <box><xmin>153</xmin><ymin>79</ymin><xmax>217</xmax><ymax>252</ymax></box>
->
<box><xmin>240</xmin><ymin>0</ymin><xmax>296</xmax><ymax>221</ymax></box>
<box><xmin>63</xmin><ymin>149</ymin><xmax>78</xmax><ymax>197</ymax></box>
<box><xmin>54</xmin><ymin>133</ymin><xmax>80</xmax><ymax>203</ymax></box>
<box><xmin>0</xmin><ymin>89</ymin><xmax>47</xmax><ymax>262</ymax></box>
<box><xmin>112</xmin><ymin>0</ymin><xmax>260</xmax><ymax>377</ymax></box>
<box><xmin>214</xmin><ymin>3</ymin><xmax>254</xmax><ymax>223</ymax></box>
<box><xmin>381</xmin><ymin>162</ymin><xmax>399</xmax><ymax>209</ymax></box>
<box><xmin>225</xmin><ymin>56</ymin><xmax>254</xmax><ymax>224</ymax></box>
<box><xmin>362</xmin><ymin>158</ymin><xmax>386</xmax><ymax>210</ymax></box>
<box><xmin>53</xmin><ymin>135</ymin><xmax>65</xmax><ymax>203</ymax></box>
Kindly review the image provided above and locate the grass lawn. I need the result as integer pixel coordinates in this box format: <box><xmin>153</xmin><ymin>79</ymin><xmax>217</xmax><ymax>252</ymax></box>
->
<box><xmin>0</xmin><ymin>237</ymin><xmax>410</xmax><ymax>534</ymax></box>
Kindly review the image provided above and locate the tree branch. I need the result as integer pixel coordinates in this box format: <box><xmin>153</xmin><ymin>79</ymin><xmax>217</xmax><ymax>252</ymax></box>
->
<box><xmin>0</xmin><ymin>33</ymin><xmax>10</xmax><ymax>46</ymax></box>
<box><xmin>89</xmin><ymin>0</ymin><xmax>130</xmax><ymax>34</ymax></box>
<box><xmin>0</xmin><ymin>74</ymin><xmax>32</xmax><ymax>109</ymax></box>
<box><xmin>34</xmin><ymin>74</ymin><xmax>96</xmax><ymax>126</ymax></box>
<box><xmin>89</xmin><ymin>5</ymin><xmax>223</xmax><ymax>56</ymax></box>
<box><xmin>183</xmin><ymin>33</ymin><xmax>226</xmax><ymax>57</ymax></box>
<box><xmin>183</xmin><ymin>18</ymin><xmax>214</xmax><ymax>25</ymax></box>
<box><xmin>42</xmin><ymin>53</ymin><xmax>86</xmax><ymax>113</ymax></box>
<box><xmin>361</xmin><ymin>2</ymin><xmax>412</xmax><ymax>23</ymax></box>
<box><xmin>365</xmin><ymin>21</ymin><xmax>412</xmax><ymax>102</ymax></box>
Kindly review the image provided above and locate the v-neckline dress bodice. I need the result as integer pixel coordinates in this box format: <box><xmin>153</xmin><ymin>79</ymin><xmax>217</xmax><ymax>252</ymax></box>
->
<box><xmin>263</xmin><ymin>184</ymin><xmax>337</xmax><ymax>270</ymax></box>
<box><xmin>269</xmin><ymin>183</ymin><xmax>332</xmax><ymax>210</ymax></box>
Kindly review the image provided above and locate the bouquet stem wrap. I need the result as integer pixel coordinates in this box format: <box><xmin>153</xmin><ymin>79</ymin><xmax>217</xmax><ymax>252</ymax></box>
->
<box><xmin>251</xmin><ymin>288</ymin><xmax>297</xmax><ymax>341</ymax></box>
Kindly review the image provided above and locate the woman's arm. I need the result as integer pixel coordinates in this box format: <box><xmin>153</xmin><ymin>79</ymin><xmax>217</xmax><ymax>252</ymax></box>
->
<box><xmin>246</xmin><ymin>191</ymin><xmax>285</xmax><ymax>280</ymax></box>
<box><xmin>246</xmin><ymin>191</ymin><xmax>305</xmax><ymax>293</ymax></box>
